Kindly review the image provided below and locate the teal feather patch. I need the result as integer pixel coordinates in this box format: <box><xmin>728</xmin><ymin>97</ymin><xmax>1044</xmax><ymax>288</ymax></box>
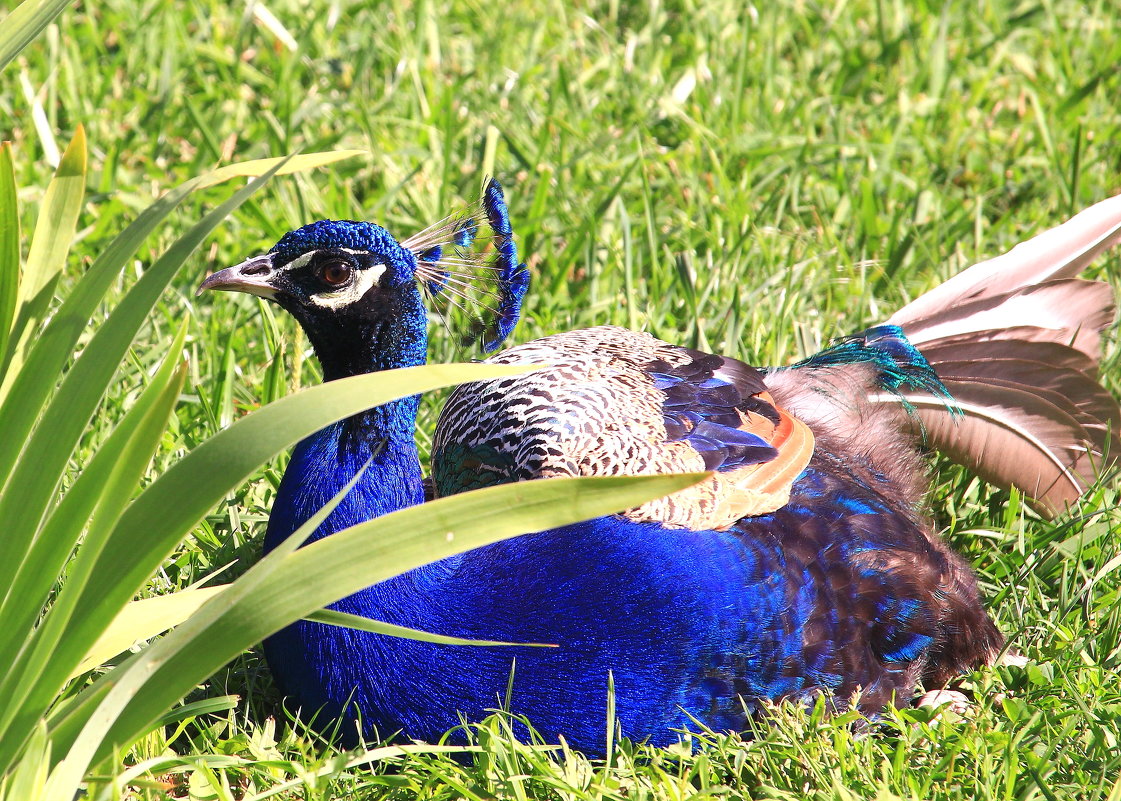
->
<box><xmin>432</xmin><ymin>441</ymin><xmax>521</xmax><ymax>496</ymax></box>
<box><xmin>792</xmin><ymin>324</ymin><xmax>960</xmax><ymax>417</ymax></box>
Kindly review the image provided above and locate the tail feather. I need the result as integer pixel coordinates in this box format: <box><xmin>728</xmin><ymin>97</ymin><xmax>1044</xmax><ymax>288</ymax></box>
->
<box><xmin>888</xmin><ymin>194</ymin><xmax>1121</xmax><ymax>325</ymax></box>
<box><xmin>883</xmin><ymin>197</ymin><xmax>1121</xmax><ymax>517</ymax></box>
<box><xmin>886</xmin><ymin>380</ymin><xmax>1116</xmax><ymax>515</ymax></box>
<box><xmin>894</xmin><ymin>280</ymin><xmax>1115</xmax><ymax>361</ymax></box>
<box><xmin>918</xmin><ymin>338</ymin><xmax>1098</xmax><ymax>375</ymax></box>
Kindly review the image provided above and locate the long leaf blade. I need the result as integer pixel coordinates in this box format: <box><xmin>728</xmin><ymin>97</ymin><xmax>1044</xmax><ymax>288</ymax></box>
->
<box><xmin>0</xmin><ymin>150</ymin><xmax>363</xmax><ymax>494</ymax></box>
<box><xmin>0</xmin><ymin>361</ymin><xmax>191</xmax><ymax>759</ymax></box>
<box><xmin>3</xmin><ymin>125</ymin><xmax>86</xmax><ymax>380</ymax></box>
<box><xmin>51</xmin><ymin>472</ymin><xmax>706</xmax><ymax>781</ymax></box>
<box><xmin>0</xmin><ymin>167</ymin><xmax>278</xmax><ymax>627</ymax></box>
<box><xmin>78</xmin><ymin>592</ymin><xmax>560</xmax><ymax>680</ymax></box>
<box><xmin>0</xmin><ymin>322</ymin><xmax>190</xmax><ymax>699</ymax></box>
<box><xmin>0</xmin><ymin>142</ymin><xmax>18</xmax><ymax>365</ymax></box>
<box><xmin>2</xmin><ymin>359</ymin><xmax>189</xmax><ymax>700</ymax></box>
<box><xmin>69</xmin><ymin>586</ymin><xmax>227</xmax><ymax>681</ymax></box>
<box><xmin>0</xmin><ymin>363</ymin><xmax>532</xmax><ymax>771</ymax></box>
<box><xmin>305</xmin><ymin>608</ymin><xmax>558</xmax><ymax>648</ymax></box>
<box><xmin>0</xmin><ymin>322</ymin><xmax>190</xmax><ymax>664</ymax></box>
<box><xmin>80</xmin><ymin>364</ymin><xmax>533</xmax><ymax>632</ymax></box>
<box><xmin>196</xmin><ymin>151</ymin><xmax>366</xmax><ymax>190</ymax></box>
<box><xmin>0</xmin><ymin>0</ymin><xmax>71</xmax><ymax>74</ymax></box>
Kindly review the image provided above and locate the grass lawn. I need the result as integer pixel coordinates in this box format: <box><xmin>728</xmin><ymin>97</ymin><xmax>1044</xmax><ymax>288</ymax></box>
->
<box><xmin>3</xmin><ymin>0</ymin><xmax>1121</xmax><ymax>797</ymax></box>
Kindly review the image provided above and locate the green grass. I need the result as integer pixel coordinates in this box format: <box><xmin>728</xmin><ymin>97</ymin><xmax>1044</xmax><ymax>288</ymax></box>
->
<box><xmin>4</xmin><ymin>0</ymin><xmax>1121</xmax><ymax>797</ymax></box>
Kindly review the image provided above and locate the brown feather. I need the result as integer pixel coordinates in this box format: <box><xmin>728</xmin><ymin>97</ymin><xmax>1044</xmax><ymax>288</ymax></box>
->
<box><xmin>888</xmin><ymin>193</ymin><xmax>1121</xmax><ymax>325</ymax></box>
<box><xmin>930</xmin><ymin>358</ymin><xmax>1121</xmax><ymax>432</ymax></box>
<box><xmin>883</xmin><ymin>378</ymin><xmax>1116</xmax><ymax>516</ymax></box>
<box><xmin>879</xmin><ymin>201</ymin><xmax>1121</xmax><ymax>517</ymax></box>
<box><xmin>919</xmin><ymin>338</ymin><xmax>1099</xmax><ymax>376</ymax></box>
<box><xmin>752</xmin><ymin>409</ymin><xmax>816</xmax><ymax>495</ymax></box>
<box><xmin>897</xmin><ymin>279</ymin><xmax>1115</xmax><ymax>360</ymax></box>
<box><xmin>438</xmin><ymin>326</ymin><xmax>817</xmax><ymax>530</ymax></box>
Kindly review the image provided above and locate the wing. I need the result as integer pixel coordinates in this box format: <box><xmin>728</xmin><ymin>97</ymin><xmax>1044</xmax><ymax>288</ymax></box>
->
<box><xmin>432</xmin><ymin>326</ymin><xmax>815</xmax><ymax>529</ymax></box>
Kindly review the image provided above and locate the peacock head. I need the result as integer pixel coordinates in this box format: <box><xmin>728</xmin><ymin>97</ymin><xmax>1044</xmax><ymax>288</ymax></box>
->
<box><xmin>198</xmin><ymin>179</ymin><xmax>530</xmax><ymax>380</ymax></box>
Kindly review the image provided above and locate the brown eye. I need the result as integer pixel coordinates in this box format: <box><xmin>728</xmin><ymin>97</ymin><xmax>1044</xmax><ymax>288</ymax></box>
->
<box><xmin>320</xmin><ymin>260</ymin><xmax>351</xmax><ymax>286</ymax></box>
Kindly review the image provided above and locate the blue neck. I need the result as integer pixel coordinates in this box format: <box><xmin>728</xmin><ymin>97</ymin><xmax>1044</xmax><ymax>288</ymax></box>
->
<box><xmin>265</xmin><ymin>297</ymin><xmax>428</xmax><ymax>551</ymax></box>
<box><xmin>263</xmin><ymin>416</ymin><xmax>425</xmax><ymax>550</ymax></box>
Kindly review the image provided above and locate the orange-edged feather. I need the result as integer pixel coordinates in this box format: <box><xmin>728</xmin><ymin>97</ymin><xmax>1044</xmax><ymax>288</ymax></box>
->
<box><xmin>711</xmin><ymin>406</ymin><xmax>815</xmax><ymax>525</ymax></box>
<box><xmin>433</xmin><ymin>326</ymin><xmax>818</xmax><ymax>530</ymax></box>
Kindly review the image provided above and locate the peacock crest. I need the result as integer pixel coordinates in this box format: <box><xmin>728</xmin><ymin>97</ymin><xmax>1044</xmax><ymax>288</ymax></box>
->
<box><xmin>402</xmin><ymin>179</ymin><xmax>530</xmax><ymax>352</ymax></box>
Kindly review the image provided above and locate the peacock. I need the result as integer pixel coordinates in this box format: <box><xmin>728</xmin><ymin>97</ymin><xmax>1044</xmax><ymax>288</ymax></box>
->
<box><xmin>199</xmin><ymin>181</ymin><xmax>1120</xmax><ymax>754</ymax></box>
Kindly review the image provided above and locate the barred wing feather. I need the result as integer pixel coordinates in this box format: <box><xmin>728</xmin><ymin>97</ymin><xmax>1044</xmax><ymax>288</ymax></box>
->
<box><xmin>432</xmin><ymin>326</ymin><xmax>815</xmax><ymax>530</ymax></box>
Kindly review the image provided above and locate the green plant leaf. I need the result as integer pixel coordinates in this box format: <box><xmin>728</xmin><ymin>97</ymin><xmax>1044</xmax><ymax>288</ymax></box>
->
<box><xmin>0</xmin><ymin>142</ymin><xmax>18</xmax><ymax>365</ymax></box>
<box><xmin>51</xmin><ymin>472</ymin><xmax>707</xmax><ymax>785</ymax></box>
<box><xmin>0</xmin><ymin>363</ymin><xmax>532</xmax><ymax>774</ymax></box>
<box><xmin>195</xmin><ymin>151</ymin><xmax>367</xmax><ymax>190</ymax></box>
<box><xmin>237</xmin><ymin>743</ymin><xmax>475</xmax><ymax>801</ymax></box>
<box><xmin>305</xmin><ymin>608</ymin><xmax>558</xmax><ymax>648</ymax></box>
<box><xmin>69</xmin><ymin>586</ymin><xmax>227</xmax><ymax>681</ymax></box>
<box><xmin>0</xmin><ymin>321</ymin><xmax>190</xmax><ymax>676</ymax></box>
<box><xmin>1</xmin><ymin>126</ymin><xmax>86</xmax><ymax>383</ymax></box>
<box><xmin>0</xmin><ymin>0</ymin><xmax>72</xmax><ymax>74</ymax></box>
<box><xmin>67</xmin><ymin>397</ymin><xmax>377</xmax><ymax>681</ymax></box>
<box><xmin>11</xmin><ymin>356</ymin><xmax>190</xmax><ymax>685</ymax></box>
<box><xmin>0</xmin><ymin>352</ymin><xmax>190</xmax><ymax>760</ymax></box>
<box><xmin>0</xmin><ymin>149</ymin><xmax>363</xmax><ymax>483</ymax></box>
<box><xmin>74</xmin><ymin>587</ymin><xmax>555</xmax><ymax>684</ymax></box>
<box><xmin>1</xmin><ymin>722</ymin><xmax>49</xmax><ymax>801</ymax></box>
<box><xmin>0</xmin><ymin>169</ymin><xmax>281</xmax><ymax>696</ymax></box>
<box><xmin>75</xmin><ymin>363</ymin><xmax>533</xmax><ymax>658</ymax></box>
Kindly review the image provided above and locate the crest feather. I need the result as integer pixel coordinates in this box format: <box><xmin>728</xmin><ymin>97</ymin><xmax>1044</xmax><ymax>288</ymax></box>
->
<box><xmin>402</xmin><ymin>178</ymin><xmax>530</xmax><ymax>352</ymax></box>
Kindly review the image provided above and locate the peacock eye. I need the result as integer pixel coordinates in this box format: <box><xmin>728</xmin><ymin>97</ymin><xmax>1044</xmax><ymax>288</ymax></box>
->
<box><xmin>320</xmin><ymin>260</ymin><xmax>352</xmax><ymax>286</ymax></box>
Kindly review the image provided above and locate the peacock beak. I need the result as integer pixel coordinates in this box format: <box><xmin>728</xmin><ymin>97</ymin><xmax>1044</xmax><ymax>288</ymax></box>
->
<box><xmin>197</xmin><ymin>254</ymin><xmax>278</xmax><ymax>299</ymax></box>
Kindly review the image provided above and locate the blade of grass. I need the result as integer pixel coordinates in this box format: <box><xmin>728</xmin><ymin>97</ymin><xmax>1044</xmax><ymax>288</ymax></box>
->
<box><xmin>0</xmin><ymin>0</ymin><xmax>71</xmax><ymax>73</ymax></box>
<box><xmin>68</xmin><ymin>586</ymin><xmax>227</xmax><ymax>681</ymax></box>
<box><xmin>0</xmin><ymin>362</ymin><xmax>533</xmax><ymax>772</ymax></box>
<box><xmin>0</xmin><ymin>150</ymin><xmax>363</xmax><ymax>490</ymax></box>
<box><xmin>0</xmin><ymin>357</ymin><xmax>189</xmax><ymax>758</ymax></box>
<box><xmin>2</xmin><ymin>721</ymin><xmax>49</xmax><ymax>801</ymax></box>
<box><xmin>196</xmin><ymin>151</ymin><xmax>366</xmax><ymax>191</ymax></box>
<box><xmin>70</xmin><ymin>420</ymin><xmax>377</xmax><ymax>681</ymax></box>
<box><xmin>0</xmin><ymin>320</ymin><xmax>190</xmax><ymax>680</ymax></box>
<box><xmin>0</xmin><ymin>126</ymin><xmax>86</xmax><ymax>386</ymax></box>
<box><xmin>0</xmin><ymin>167</ymin><xmax>280</xmax><ymax>643</ymax></box>
<box><xmin>72</xmin><ymin>590</ymin><xmax>550</xmax><ymax>684</ymax></box>
<box><xmin>304</xmin><ymin>608</ymin><xmax>557</xmax><ymax>648</ymax></box>
<box><xmin>238</xmin><ymin>743</ymin><xmax>476</xmax><ymax>801</ymax></box>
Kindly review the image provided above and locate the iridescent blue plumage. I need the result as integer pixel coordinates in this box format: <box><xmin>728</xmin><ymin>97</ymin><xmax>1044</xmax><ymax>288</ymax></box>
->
<box><xmin>648</xmin><ymin>352</ymin><xmax>780</xmax><ymax>471</ymax></box>
<box><xmin>257</xmin><ymin>455</ymin><xmax>953</xmax><ymax>748</ymax></box>
<box><xmin>271</xmin><ymin>220</ymin><xmax>409</xmax><ymax>280</ymax></box>
<box><xmin>397</xmin><ymin>179</ymin><xmax>529</xmax><ymax>352</ymax></box>
<box><xmin>418</xmin><ymin>217</ymin><xmax>479</xmax><ymax>297</ymax></box>
<box><xmin>480</xmin><ymin>179</ymin><xmax>529</xmax><ymax>352</ymax></box>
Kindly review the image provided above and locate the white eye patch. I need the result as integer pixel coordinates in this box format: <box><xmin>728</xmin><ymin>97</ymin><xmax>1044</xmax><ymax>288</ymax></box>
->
<box><xmin>278</xmin><ymin>248</ymin><xmax>367</xmax><ymax>276</ymax></box>
<box><xmin>280</xmin><ymin>251</ymin><xmax>316</xmax><ymax>273</ymax></box>
<box><xmin>278</xmin><ymin>249</ymin><xmax>387</xmax><ymax>310</ymax></box>
<box><xmin>309</xmin><ymin>264</ymin><xmax>386</xmax><ymax>310</ymax></box>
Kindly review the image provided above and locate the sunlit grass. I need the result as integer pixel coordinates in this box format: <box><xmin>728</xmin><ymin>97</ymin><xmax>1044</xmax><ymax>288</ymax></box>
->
<box><xmin>4</xmin><ymin>0</ymin><xmax>1121</xmax><ymax>797</ymax></box>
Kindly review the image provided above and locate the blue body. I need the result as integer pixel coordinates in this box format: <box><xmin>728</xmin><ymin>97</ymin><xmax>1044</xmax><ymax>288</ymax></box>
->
<box><xmin>263</xmin><ymin>412</ymin><xmax>940</xmax><ymax>751</ymax></box>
